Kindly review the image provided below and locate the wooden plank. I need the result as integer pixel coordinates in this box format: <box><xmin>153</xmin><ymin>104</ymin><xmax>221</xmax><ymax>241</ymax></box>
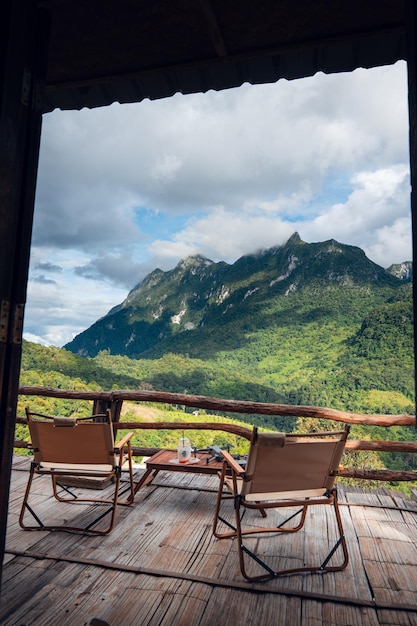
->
<box><xmin>322</xmin><ymin>603</ymin><xmax>380</xmax><ymax>625</ymax></box>
<box><xmin>376</xmin><ymin>608</ymin><xmax>417</xmax><ymax>625</ymax></box>
<box><xmin>4</xmin><ymin>459</ymin><xmax>417</xmax><ymax>625</ymax></box>
<box><xmin>201</xmin><ymin>588</ymin><xmax>300</xmax><ymax>626</ymax></box>
<box><xmin>0</xmin><ymin>558</ymin><xmax>78</xmax><ymax>624</ymax></box>
<box><xmin>57</xmin><ymin>474</ymin><xmax>114</xmax><ymax>489</ymax></box>
<box><xmin>302</xmin><ymin>504</ymin><xmax>372</xmax><ymax>602</ymax></box>
<box><xmin>60</xmin><ymin>571</ymin><xmax>181</xmax><ymax>626</ymax></box>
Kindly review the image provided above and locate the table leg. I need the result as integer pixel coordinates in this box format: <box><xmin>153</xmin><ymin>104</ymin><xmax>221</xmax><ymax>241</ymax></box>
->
<box><xmin>134</xmin><ymin>468</ymin><xmax>159</xmax><ymax>494</ymax></box>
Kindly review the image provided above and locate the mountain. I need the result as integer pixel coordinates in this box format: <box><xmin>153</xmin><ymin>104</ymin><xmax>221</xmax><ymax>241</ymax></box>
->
<box><xmin>65</xmin><ymin>233</ymin><xmax>411</xmax><ymax>364</ymax></box>
<box><xmin>22</xmin><ymin>235</ymin><xmax>414</xmax><ymax>476</ymax></box>
<box><xmin>387</xmin><ymin>261</ymin><xmax>413</xmax><ymax>282</ymax></box>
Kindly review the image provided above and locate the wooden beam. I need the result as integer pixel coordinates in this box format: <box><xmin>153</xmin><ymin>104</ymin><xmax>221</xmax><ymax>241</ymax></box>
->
<box><xmin>18</xmin><ymin>385</ymin><xmax>416</xmax><ymax>427</ymax></box>
<box><xmin>345</xmin><ymin>439</ymin><xmax>417</xmax><ymax>453</ymax></box>
<box><xmin>339</xmin><ymin>468</ymin><xmax>417</xmax><ymax>482</ymax></box>
<box><xmin>198</xmin><ymin>0</ymin><xmax>228</xmax><ymax>57</ymax></box>
<box><xmin>406</xmin><ymin>0</ymin><xmax>417</xmax><ymax>427</ymax></box>
<box><xmin>43</xmin><ymin>24</ymin><xmax>405</xmax><ymax>93</ymax></box>
<box><xmin>0</xmin><ymin>0</ymin><xmax>48</xmax><ymax>588</ymax></box>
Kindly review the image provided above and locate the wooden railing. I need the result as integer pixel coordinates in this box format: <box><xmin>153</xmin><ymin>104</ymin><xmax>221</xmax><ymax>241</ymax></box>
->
<box><xmin>15</xmin><ymin>386</ymin><xmax>417</xmax><ymax>483</ymax></box>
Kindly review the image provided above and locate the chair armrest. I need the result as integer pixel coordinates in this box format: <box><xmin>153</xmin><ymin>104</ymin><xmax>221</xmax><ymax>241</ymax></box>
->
<box><xmin>221</xmin><ymin>449</ymin><xmax>245</xmax><ymax>475</ymax></box>
<box><xmin>115</xmin><ymin>431</ymin><xmax>134</xmax><ymax>451</ymax></box>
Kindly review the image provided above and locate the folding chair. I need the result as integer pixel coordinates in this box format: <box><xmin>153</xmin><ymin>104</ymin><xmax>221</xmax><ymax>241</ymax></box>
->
<box><xmin>19</xmin><ymin>407</ymin><xmax>136</xmax><ymax>535</ymax></box>
<box><xmin>213</xmin><ymin>425</ymin><xmax>350</xmax><ymax>581</ymax></box>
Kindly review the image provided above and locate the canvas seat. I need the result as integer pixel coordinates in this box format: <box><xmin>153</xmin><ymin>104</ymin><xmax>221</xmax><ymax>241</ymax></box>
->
<box><xmin>213</xmin><ymin>425</ymin><xmax>350</xmax><ymax>581</ymax></box>
<box><xmin>19</xmin><ymin>407</ymin><xmax>136</xmax><ymax>535</ymax></box>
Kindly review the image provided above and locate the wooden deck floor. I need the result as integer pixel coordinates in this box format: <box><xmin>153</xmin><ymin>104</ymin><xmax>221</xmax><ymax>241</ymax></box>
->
<box><xmin>1</xmin><ymin>455</ymin><xmax>417</xmax><ymax>626</ymax></box>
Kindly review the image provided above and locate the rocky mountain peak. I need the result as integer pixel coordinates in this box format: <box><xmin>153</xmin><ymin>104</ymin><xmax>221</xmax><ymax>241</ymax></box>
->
<box><xmin>387</xmin><ymin>261</ymin><xmax>413</xmax><ymax>282</ymax></box>
<box><xmin>64</xmin><ymin>234</ymin><xmax>412</xmax><ymax>359</ymax></box>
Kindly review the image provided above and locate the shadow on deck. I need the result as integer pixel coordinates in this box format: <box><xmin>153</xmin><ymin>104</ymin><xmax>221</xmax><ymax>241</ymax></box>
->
<box><xmin>2</xmin><ymin>455</ymin><xmax>417</xmax><ymax>625</ymax></box>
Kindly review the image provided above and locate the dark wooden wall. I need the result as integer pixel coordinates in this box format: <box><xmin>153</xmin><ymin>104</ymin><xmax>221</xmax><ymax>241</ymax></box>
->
<box><xmin>0</xmin><ymin>0</ymin><xmax>48</xmax><ymax>586</ymax></box>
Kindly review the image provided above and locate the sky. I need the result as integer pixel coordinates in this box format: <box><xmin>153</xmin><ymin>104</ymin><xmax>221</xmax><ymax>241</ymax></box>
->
<box><xmin>24</xmin><ymin>60</ymin><xmax>411</xmax><ymax>348</ymax></box>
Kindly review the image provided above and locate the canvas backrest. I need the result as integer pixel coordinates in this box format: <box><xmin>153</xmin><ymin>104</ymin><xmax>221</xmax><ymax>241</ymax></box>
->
<box><xmin>241</xmin><ymin>427</ymin><xmax>349</xmax><ymax>498</ymax></box>
<box><xmin>27</xmin><ymin>409</ymin><xmax>115</xmax><ymax>467</ymax></box>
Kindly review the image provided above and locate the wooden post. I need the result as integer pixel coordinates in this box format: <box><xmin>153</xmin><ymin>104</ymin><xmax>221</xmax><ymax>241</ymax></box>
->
<box><xmin>407</xmin><ymin>0</ymin><xmax>417</xmax><ymax>425</ymax></box>
<box><xmin>93</xmin><ymin>399</ymin><xmax>124</xmax><ymax>423</ymax></box>
<box><xmin>0</xmin><ymin>0</ymin><xmax>48</xmax><ymax>587</ymax></box>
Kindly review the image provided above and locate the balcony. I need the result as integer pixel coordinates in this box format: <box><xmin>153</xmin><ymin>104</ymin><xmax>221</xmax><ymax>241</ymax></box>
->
<box><xmin>2</xmin><ymin>454</ymin><xmax>417</xmax><ymax>625</ymax></box>
<box><xmin>2</xmin><ymin>386</ymin><xmax>417</xmax><ymax>625</ymax></box>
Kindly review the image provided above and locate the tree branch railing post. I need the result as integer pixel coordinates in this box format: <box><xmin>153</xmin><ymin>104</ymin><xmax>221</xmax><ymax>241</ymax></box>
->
<box><xmin>15</xmin><ymin>385</ymin><xmax>417</xmax><ymax>485</ymax></box>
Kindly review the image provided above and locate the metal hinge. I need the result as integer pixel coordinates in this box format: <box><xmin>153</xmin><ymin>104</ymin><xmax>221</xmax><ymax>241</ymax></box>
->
<box><xmin>12</xmin><ymin>303</ymin><xmax>24</xmax><ymax>344</ymax></box>
<box><xmin>0</xmin><ymin>301</ymin><xmax>24</xmax><ymax>344</ymax></box>
<box><xmin>0</xmin><ymin>300</ymin><xmax>10</xmax><ymax>343</ymax></box>
<box><xmin>21</xmin><ymin>67</ymin><xmax>43</xmax><ymax>111</ymax></box>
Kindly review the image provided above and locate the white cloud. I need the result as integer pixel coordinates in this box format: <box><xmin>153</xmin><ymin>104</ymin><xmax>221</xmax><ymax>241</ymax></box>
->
<box><xmin>24</xmin><ymin>61</ymin><xmax>410</xmax><ymax>347</ymax></box>
<box><xmin>364</xmin><ymin>217</ymin><xmax>413</xmax><ymax>267</ymax></box>
<box><xmin>151</xmin><ymin>154</ymin><xmax>183</xmax><ymax>184</ymax></box>
<box><xmin>301</xmin><ymin>164</ymin><xmax>411</xmax><ymax>262</ymax></box>
<box><xmin>24</xmin><ymin>272</ymin><xmax>127</xmax><ymax>347</ymax></box>
<box><xmin>149</xmin><ymin>208</ymin><xmax>295</xmax><ymax>262</ymax></box>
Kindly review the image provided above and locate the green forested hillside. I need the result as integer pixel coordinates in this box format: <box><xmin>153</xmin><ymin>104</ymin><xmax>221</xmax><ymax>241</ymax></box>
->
<box><xmin>18</xmin><ymin>236</ymin><xmax>416</xmax><ymax>489</ymax></box>
<box><xmin>59</xmin><ymin>235</ymin><xmax>415</xmax><ymax>412</ymax></box>
<box><xmin>18</xmin><ymin>322</ymin><xmax>416</xmax><ymax>491</ymax></box>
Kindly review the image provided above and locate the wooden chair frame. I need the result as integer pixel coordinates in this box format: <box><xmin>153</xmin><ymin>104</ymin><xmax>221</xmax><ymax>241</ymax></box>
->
<box><xmin>19</xmin><ymin>407</ymin><xmax>136</xmax><ymax>535</ymax></box>
<box><xmin>213</xmin><ymin>425</ymin><xmax>350</xmax><ymax>582</ymax></box>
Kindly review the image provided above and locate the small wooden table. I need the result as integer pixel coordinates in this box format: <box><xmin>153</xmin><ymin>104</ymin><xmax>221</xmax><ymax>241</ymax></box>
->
<box><xmin>134</xmin><ymin>449</ymin><xmax>224</xmax><ymax>494</ymax></box>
